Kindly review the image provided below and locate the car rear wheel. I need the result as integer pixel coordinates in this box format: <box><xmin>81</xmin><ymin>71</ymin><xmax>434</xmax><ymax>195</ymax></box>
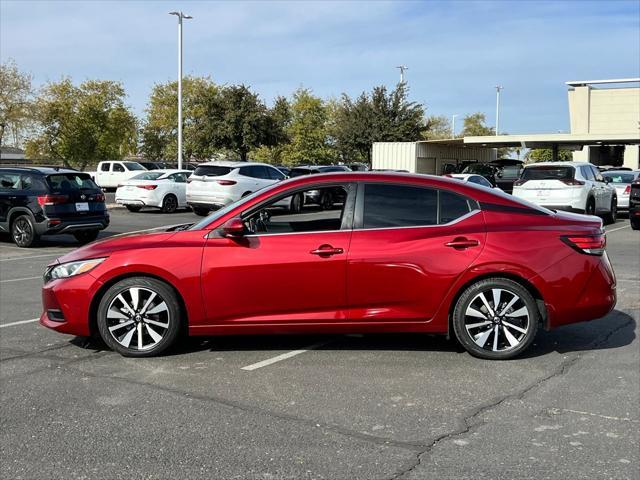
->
<box><xmin>11</xmin><ymin>215</ymin><xmax>38</xmax><ymax>248</ymax></box>
<box><xmin>452</xmin><ymin>278</ymin><xmax>539</xmax><ymax>360</ymax></box>
<box><xmin>603</xmin><ymin>198</ymin><xmax>617</xmax><ymax>225</ymax></box>
<box><xmin>73</xmin><ymin>230</ymin><xmax>99</xmax><ymax>244</ymax></box>
<box><xmin>126</xmin><ymin>205</ymin><xmax>141</xmax><ymax>212</ymax></box>
<box><xmin>97</xmin><ymin>277</ymin><xmax>181</xmax><ymax>357</ymax></box>
<box><xmin>162</xmin><ymin>194</ymin><xmax>178</xmax><ymax>213</ymax></box>
<box><xmin>585</xmin><ymin>197</ymin><xmax>596</xmax><ymax>216</ymax></box>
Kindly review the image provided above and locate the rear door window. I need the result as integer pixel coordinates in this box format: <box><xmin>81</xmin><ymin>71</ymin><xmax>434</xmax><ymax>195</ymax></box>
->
<box><xmin>362</xmin><ymin>184</ymin><xmax>438</xmax><ymax>228</ymax></box>
<box><xmin>100</xmin><ymin>163</ymin><xmax>111</xmax><ymax>172</ymax></box>
<box><xmin>194</xmin><ymin>166</ymin><xmax>233</xmax><ymax>177</ymax></box>
<box><xmin>266</xmin><ymin>166</ymin><xmax>285</xmax><ymax>181</ymax></box>
<box><xmin>521</xmin><ymin>166</ymin><xmax>575</xmax><ymax>181</ymax></box>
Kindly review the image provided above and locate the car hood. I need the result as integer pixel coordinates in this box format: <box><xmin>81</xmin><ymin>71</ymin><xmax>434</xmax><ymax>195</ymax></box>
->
<box><xmin>51</xmin><ymin>224</ymin><xmax>190</xmax><ymax>265</ymax></box>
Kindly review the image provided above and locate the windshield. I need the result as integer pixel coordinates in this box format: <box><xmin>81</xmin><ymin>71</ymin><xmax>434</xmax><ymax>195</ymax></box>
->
<box><xmin>602</xmin><ymin>172</ymin><xmax>635</xmax><ymax>183</ymax></box>
<box><xmin>124</xmin><ymin>162</ymin><xmax>146</xmax><ymax>171</ymax></box>
<box><xmin>521</xmin><ymin>166</ymin><xmax>574</xmax><ymax>181</ymax></box>
<box><xmin>46</xmin><ymin>173</ymin><xmax>99</xmax><ymax>192</ymax></box>
<box><xmin>194</xmin><ymin>165</ymin><xmax>234</xmax><ymax>177</ymax></box>
<box><xmin>131</xmin><ymin>172</ymin><xmax>164</xmax><ymax>181</ymax></box>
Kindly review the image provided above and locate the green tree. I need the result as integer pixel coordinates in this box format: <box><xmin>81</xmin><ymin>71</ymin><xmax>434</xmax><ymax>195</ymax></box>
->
<box><xmin>282</xmin><ymin>88</ymin><xmax>334</xmax><ymax>166</ymax></box>
<box><xmin>251</xmin><ymin>96</ymin><xmax>291</xmax><ymax>164</ymax></box>
<box><xmin>422</xmin><ymin>115</ymin><xmax>452</xmax><ymax>140</ymax></box>
<box><xmin>526</xmin><ymin>148</ymin><xmax>573</xmax><ymax>162</ymax></box>
<box><xmin>26</xmin><ymin>78</ymin><xmax>137</xmax><ymax>169</ymax></box>
<box><xmin>0</xmin><ymin>59</ymin><xmax>34</xmax><ymax>148</ymax></box>
<box><xmin>194</xmin><ymin>84</ymin><xmax>273</xmax><ymax>162</ymax></box>
<box><xmin>333</xmin><ymin>83</ymin><xmax>425</xmax><ymax>163</ymax></box>
<box><xmin>140</xmin><ymin>76</ymin><xmax>218</xmax><ymax>161</ymax></box>
<box><xmin>461</xmin><ymin>112</ymin><xmax>495</xmax><ymax>136</ymax></box>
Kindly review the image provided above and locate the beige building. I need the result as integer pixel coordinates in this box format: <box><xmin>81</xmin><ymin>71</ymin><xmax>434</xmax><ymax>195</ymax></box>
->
<box><xmin>567</xmin><ymin>79</ymin><xmax>639</xmax><ymax>168</ymax></box>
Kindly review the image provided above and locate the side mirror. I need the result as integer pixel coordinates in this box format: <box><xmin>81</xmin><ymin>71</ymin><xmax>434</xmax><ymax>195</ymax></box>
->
<box><xmin>603</xmin><ymin>177</ymin><xmax>611</xmax><ymax>184</ymax></box>
<box><xmin>222</xmin><ymin>217</ymin><xmax>245</xmax><ymax>237</ymax></box>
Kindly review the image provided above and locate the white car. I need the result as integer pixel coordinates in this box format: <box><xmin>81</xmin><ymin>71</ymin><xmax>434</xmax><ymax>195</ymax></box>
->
<box><xmin>446</xmin><ymin>173</ymin><xmax>503</xmax><ymax>191</ymax></box>
<box><xmin>95</xmin><ymin>161</ymin><xmax>147</xmax><ymax>190</ymax></box>
<box><xmin>186</xmin><ymin>161</ymin><xmax>286</xmax><ymax>216</ymax></box>
<box><xmin>115</xmin><ymin>170</ymin><xmax>192</xmax><ymax>213</ymax></box>
<box><xmin>601</xmin><ymin>170</ymin><xmax>640</xmax><ymax>211</ymax></box>
<box><xmin>513</xmin><ymin>161</ymin><xmax>617</xmax><ymax>223</ymax></box>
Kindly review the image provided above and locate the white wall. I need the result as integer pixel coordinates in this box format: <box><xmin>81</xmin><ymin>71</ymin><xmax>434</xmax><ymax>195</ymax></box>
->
<box><xmin>371</xmin><ymin>142</ymin><xmax>417</xmax><ymax>171</ymax></box>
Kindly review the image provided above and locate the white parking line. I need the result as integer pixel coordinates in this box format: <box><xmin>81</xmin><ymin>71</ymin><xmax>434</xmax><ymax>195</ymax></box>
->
<box><xmin>0</xmin><ymin>252</ymin><xmax>63</xmax><ymax>262</ymax></box>
<box><xmin>0</xmin><ymin>276</ymin><xmax>42</xmax><ymax>284</ymax></box>
<box><xmin>607</xmin><ymin>224</ymin><xmax>631</xmax><ymax>233</ymax></box>
<box><xmin>0</xmin><ymin>318</ymin><xmax>39</xmax><ymax>328</ymax></box>
<box><xmin>241</xmin><ymin>341</ymin><xmax>329</xmax><ymax>371</ymax></box>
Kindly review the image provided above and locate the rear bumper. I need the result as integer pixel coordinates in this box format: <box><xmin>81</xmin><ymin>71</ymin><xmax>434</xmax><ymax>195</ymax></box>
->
<box><xmin>35</xmin><ymin>215</ymin><xmax>109</xmax><ymax>236</ymax></box>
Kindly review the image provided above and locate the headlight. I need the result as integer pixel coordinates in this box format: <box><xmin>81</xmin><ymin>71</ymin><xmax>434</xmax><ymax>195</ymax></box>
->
<box><xmin>44</xmin><ymin>258</ymin><xmax>106</xmax><ymax>283</ymax></box>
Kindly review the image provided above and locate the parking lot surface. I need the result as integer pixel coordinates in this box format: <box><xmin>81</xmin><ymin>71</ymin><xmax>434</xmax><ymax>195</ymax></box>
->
<box><xmin>1</xmin><ymin>208</ymin><xmax>638</xmax><ymax>479</ymax></box>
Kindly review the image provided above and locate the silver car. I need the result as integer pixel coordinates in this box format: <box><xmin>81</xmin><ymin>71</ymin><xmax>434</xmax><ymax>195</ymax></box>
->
<box><xmin>602</xmin><ymin>170</ymin><xmax>640</xmax><ymax>211</ymax></box>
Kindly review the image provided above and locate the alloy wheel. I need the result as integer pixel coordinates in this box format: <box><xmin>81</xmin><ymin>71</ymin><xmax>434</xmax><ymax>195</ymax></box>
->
<box><xmin>463</xmin><ymin>288</ymin><xmax>530</xmax><ymax>353</ymax></box>
<box><xmin>12</xmin><ymin>217</ymin><xmax>33</xmax><ymax>247</ymax></box>
<box><xmin>163</xmin><ymin>195</ymin><xmax>178</xmax><ymax>213</ymax></box>
<box><xmin>105</xmin><ymin>287</ymin><xmax>171</xmax><ymax>351</ymax></box>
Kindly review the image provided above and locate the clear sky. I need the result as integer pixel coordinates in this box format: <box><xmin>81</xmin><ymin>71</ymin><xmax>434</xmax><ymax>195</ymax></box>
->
<box><xmin>1</xmin><ymin>0</ymin><xmax>639</xmax><ymax>134</ymax></box>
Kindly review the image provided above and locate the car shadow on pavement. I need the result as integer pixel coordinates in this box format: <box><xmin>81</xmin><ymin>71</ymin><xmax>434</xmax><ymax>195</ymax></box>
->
<box><xmin>68</xmin><ymin>309</ymin><xmax>635</xmax><ymax>359</ymax></box>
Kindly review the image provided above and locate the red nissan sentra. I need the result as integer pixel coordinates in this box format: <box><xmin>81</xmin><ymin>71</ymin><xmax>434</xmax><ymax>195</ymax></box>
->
<box><xmin>40</xmin><ymin>173</ymin><xmax>616</xmax><ymax>360</ymax></box>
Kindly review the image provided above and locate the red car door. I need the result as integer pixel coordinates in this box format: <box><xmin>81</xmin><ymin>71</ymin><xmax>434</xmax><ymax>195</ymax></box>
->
<box><xmin>200</xmin><ymin>183</ymin><xmax>355</xmax><ymax>325</ymax></box>
<box><xmin>347</xmin><ymin>182</ymin><xmax>486</xmax><ymax>322</ymax></box>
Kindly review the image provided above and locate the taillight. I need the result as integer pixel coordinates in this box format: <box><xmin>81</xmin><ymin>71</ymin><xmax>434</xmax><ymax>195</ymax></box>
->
<box><xmin>561</xmin><ymin>234</ymin><xmax>606</xmax><ymax>255</ymax></box>
<box><xmin>37</xmin><ymin>194</ymin><xmax>69</xmax><ymax>206</ymax></box>
<box><xmin>623</xmin><ymin>185</ymin><xmax>631</xmax><ymax>195</ymax></box>
<box><xmin>136</xmin><ymin>185</ymin><xmax>157</xmax><ymax>190</ymax></box>
<box><xmin>94</xmin><ymin>193</ymin><xmax>105</xmax><ymax>202</ymax></box>
<box><xmin>216</xmin><ymin>180</ymin><xmax>237</xmax><ymax>186</ymax></box>
<box><xmin>561</xmin><ymin>179</ymin><xmax>585</xmax><ymax>186</ymax></box>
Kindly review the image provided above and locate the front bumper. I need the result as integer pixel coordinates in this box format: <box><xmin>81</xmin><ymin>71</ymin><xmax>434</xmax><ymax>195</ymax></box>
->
<box><xmin>40</xmin><ymin>272</ymin><xmax>104</xmax><ymax>337</ymax></box>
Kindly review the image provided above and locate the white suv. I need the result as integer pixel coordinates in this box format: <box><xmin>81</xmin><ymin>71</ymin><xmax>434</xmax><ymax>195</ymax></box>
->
<box><xmin>513</xmin><ymin>162</ymin><xmax>617</xmax><ymax>223</ymax></box>
<box><xmin>186</xmin><ymin>161</ymin><xmax>286</xmax><ymax>216</ymax></box>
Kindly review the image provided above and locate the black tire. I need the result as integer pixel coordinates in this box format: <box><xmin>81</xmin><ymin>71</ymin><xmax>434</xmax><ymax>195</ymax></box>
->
<box><xmin>11</xmin><ymin>214</ymin><xmax>38</xmax><ymax>248</ymax></box>
<box><xmin>585</xmin><ymin>197</ymin><xmax>596</xmax><ymax>216</ymax></box>
<box><xmin>73</xmin><ymin>230</ymin><xmax>99</xmax><ymax>244</ymax></box>
<box><xmin>96</xmin><ymin>277</ymin><xmax>182</xmax><ymax>357</ymax></box>
<box><xmin>631</xmin><ymin>218</ymin><xmax>640</xmax><ymax>230</ymax></box>
<box><xmin>320</xmin><ymin>191</ymin><xmax>333</xmax><ymax>210</ymax></box>
<box><xmin>126</xmin><ymin>205</ymin><xmax>142</xmax><ymax>212</ymax></box>
<box><xmin>603</xmin><ymin>197</ymin><xmax>617</xmax><ymax>225</ymax></box>
<box><xmin>452</xmin><ymin>278</ymin><xmax>540</xmax><ymax>360</ymax></box>
<box><xmin>193</xmin><ymin>207</ymin><xmax>209</xmax><ymax>216</ymax></box>
<box><xmin>161</xmin><ymin>194</ymin><xmax>178</xmax><ymax>213</ymax></box>
<box><xmin>290</xmin><ymin>193</ymin><xmax>303</xmax><ymax>213</ymax></box>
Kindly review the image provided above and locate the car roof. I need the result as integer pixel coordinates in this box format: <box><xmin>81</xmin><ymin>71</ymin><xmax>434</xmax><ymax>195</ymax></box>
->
<box><xmin>197</xmin><ymin>161</ymin><xmax>272</xmax><ymax>168</ymax></box>
<box><xmin>0</xmin><ymin>166</ymin><xmax>80</xmax><ymax>175</ymax></box>
<box><xmin>524</xmin><ymin>161</ymin><xmax>591</xmax><ymax>168</ymax></box>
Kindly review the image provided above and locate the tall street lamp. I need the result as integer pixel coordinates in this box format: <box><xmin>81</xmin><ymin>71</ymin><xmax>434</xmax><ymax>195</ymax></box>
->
<box><xmin>451</xmin><ymin>114</ymin><xmax>458</xmax><ymax>138</ymax></box>
<box><xmin>169</xmin><ymin>11</ymin><xmax>192</xmax><ymax>170</ymax></box>
<box><xmin>495</xmin><ymin>85</ymin><xmax>503</xmax><ymax>136</ymax></box>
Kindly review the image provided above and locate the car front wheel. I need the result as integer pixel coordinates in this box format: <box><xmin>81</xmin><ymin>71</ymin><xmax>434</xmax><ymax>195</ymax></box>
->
<box><xmin>452</xmin><ymin>278</ymin><xmax>539</xmax><ymax>360</ymax></box>
<box><xmin>97</xmin><ymin>277</ymin><xmax>182</xmax><ymax>357</ymax></box>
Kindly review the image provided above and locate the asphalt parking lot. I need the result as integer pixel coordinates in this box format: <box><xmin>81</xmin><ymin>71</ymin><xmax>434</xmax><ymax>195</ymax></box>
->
<box><xmin>1</xmin><ymin>207</ymin><xmax>638</xmax><ymax>480</ymax></box>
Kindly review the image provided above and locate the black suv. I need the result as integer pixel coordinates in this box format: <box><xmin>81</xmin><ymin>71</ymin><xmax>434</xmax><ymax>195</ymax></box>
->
<box><xmin>0</xmin><ymin>167</ymin><xmax>109</xmax><ymax>247</ymax></box>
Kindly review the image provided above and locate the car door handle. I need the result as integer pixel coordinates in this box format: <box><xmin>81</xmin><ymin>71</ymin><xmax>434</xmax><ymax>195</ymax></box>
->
<box><xmin>310</xmin><ymin>244</ymin><xmax>344</xmax><ymax>256</ymax></box>
<box><xmin>445</xmin><ymin>237</ymin><xmax>479</xmax><ymax>249</ymax></box>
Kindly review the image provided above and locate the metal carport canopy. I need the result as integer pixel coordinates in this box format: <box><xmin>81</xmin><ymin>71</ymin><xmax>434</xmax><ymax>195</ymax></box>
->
<box><xmin>462</xmin><ymin>133</ymin><xmax>640</xmax><ymax>149</ymax></box>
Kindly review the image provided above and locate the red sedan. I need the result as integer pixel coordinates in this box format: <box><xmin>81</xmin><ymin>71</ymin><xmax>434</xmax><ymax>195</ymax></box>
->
<box><xmin>40</xmin><ymin>173</ymin><xmax>616</xmax><ymax>360</ymax></box>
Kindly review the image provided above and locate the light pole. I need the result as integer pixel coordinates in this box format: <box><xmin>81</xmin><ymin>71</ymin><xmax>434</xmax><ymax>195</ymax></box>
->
<box><xmin>396</xmin><ymin>65</ymin><xmax>408</xmax><ymax>84</ymax></box>
<box><xmin>451</xmin><ymin>114</ymin><xmax>458</xmax><ymax>138</ymax></box>
<box><xmin>169</xmin><ymin>11</ymin><xmax>192</xmax><ymax>170</ymax></box>
<box><xmin>495</xmin><ymin>85</ymin><xmax>503</xmax><ymax>136</ymax></box>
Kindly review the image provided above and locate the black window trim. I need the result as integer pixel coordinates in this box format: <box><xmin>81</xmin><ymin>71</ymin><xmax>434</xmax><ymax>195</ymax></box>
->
<box><xmin>354</xmin><ymin>181</ymin><xmax>480</xmax><ymax>231</ymax></box>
